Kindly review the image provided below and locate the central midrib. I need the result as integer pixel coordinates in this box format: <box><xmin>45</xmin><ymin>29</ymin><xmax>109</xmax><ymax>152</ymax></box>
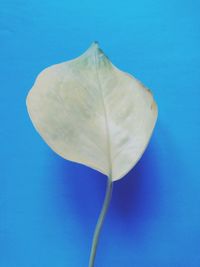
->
<box><xmin>94</xmin><ymin>49</ymin><xmax>112</xmax><ymax>178</ymax></box>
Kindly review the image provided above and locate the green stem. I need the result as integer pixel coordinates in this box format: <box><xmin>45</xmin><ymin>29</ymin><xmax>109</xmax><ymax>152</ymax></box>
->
<box><xmin>88</xmin><ymin>176</ymin><xmax>113</xmax><ymax>267</ymax></box>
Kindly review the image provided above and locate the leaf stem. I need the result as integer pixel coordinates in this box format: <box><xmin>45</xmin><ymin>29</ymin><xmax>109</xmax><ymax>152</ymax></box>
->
<box><xmin>88</xmin><ymin>176</ymin><xmax>113</xmax><ymax>267</ymax></box>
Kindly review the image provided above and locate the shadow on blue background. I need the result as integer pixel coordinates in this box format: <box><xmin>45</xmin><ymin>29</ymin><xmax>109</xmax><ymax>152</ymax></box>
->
<box><xmin>53</xmin><ymin>137</ymin><xmax>160</xmax><ymax>233</ymax></box>
<box><xmin>50</xmin><ymin>137</ymin><xmax>161</xmax><ymax>266</ymax></box>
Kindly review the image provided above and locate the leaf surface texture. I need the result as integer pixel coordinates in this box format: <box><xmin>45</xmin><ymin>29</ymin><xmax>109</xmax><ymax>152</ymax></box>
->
<box><xmin>26</xmin><ymin>43</ymin><xmax>158</xmax><ymax>181</ymax></box>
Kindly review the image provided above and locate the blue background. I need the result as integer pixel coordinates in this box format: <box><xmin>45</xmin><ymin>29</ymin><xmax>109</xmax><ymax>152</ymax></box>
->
<box><xmin>1</xmin><ymin>0</ymin><xmax>200</xmax><ymax>266</ymax></box>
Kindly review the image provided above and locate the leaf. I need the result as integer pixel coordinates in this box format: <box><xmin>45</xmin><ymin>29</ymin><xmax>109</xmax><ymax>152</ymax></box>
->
<box><xmin>26</xmin><ymin>42</ymin><xmax>158</xmax><ymax>181</ymax></box>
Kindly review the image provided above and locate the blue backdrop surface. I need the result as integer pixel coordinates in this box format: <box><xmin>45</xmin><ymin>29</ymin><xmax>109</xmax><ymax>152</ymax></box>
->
<box><xmin>1</xmin><ymin>0</ymin><xmax>200</xmax><ymax>266</ymax></box>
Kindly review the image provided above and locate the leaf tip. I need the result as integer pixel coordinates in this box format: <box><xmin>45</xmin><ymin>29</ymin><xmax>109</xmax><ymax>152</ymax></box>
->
<box><xmin>93</xmin><ymin>40</ymin><xmax>99</xmax><ymax>46</ymax></box>
<box><xmin>88</xmin><ymin>41</ymin><xmax>100</xmax><ymax>52</ymax></box>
